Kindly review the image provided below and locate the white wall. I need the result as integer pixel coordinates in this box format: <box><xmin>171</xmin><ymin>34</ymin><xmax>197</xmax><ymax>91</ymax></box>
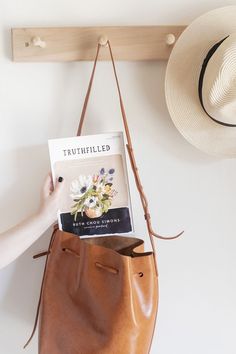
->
<box><xmin>1</xmin><ymin>1</ymin><xmax>236</xmax><ymax>353</ymax></box>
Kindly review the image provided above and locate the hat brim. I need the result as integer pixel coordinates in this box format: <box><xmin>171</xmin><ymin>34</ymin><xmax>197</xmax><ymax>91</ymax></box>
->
<box><xmin>165</xmin><ymin>6</ymin><xmax>236</xmax><ymax>157</ymax></box>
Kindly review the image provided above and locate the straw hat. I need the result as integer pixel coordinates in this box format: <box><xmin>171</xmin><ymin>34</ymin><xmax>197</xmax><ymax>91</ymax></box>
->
<box><xmin>165</xmin><ymin>6</ymin><xmax>236</xmax><ymax>157</ymax></box>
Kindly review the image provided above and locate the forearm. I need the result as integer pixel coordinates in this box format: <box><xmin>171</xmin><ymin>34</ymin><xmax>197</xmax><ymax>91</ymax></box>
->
<box><xmin>0</xmin><ymin>209</ymin><xmax>55</xmax><ymax>270</ymax></box>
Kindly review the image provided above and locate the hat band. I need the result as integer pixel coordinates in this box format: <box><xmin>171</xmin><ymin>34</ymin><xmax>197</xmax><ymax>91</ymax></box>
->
<box><xmin>198</xmin><ymin>35</ymin><xmax>236</xmax><ymax>127</ymax></box>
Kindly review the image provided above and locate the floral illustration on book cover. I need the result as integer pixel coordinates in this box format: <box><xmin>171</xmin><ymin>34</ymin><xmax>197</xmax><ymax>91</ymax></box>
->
<box><xmin>70</xmin><ymin>167</ymin><xmax>117</xmax><ymax>220</ymax></box>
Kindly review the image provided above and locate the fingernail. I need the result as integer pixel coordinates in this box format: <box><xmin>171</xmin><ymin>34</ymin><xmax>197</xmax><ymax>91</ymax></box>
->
<box><xmin>58</xmin><ymin>176</ymin><xmax>63</xmax><ymax>182</ymax></box>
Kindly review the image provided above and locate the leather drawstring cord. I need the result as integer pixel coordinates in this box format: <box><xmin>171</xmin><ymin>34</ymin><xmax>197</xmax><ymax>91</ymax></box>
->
<box><xmin>23</xmin><ymin>225</ymin><xmax>58</xmax><ymax>349</ymax></box>
<box><xmin>77</xmin><ymin>40</ymin><xmax>184</xmax><ymax>252</ymax></box>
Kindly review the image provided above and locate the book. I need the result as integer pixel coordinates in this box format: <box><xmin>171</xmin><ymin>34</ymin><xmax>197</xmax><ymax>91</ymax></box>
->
<box><xmin>48</xmin><ymin>132</ymin><xmax>134</xmax><ymax>237</ymax></box>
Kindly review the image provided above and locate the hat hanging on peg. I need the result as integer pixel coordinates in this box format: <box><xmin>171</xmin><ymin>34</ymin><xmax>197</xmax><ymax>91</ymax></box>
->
<box><xmin>98</xmin><ymin>35</ymin><xmax>108</xmax><ymax>46</ymax></box>
<box><xmin>165</xmin><ymin>33</ymin><xmax>176</xmax><ymax>46</ymax></box>
<box><xmin>31</xmin><ymin>36</ymin><xmax>46</xmax><ymax>48</ymax></box>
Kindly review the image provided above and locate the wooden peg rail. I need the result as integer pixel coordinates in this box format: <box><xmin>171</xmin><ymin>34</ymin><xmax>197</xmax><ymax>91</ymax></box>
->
<box><xmin>11</xmin><ymin>26</ymin><xmax>186</xmax><ymax>62</ymax></box>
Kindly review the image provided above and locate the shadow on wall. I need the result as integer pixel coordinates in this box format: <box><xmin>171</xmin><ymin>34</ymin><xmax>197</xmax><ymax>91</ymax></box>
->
<box><xmin>0</xmin><ymin>144</ymin><xmax>53</xmax><ymax>326</ymax></box>
<box><xmin>3</xmin><ymin>26</ymin><xmax>11</xmax><ymax>61</ymax></box>
<box><xmin>130</xmin><ymin>61</ymin><xmax>221</xmax><ymax>165</ymax></box>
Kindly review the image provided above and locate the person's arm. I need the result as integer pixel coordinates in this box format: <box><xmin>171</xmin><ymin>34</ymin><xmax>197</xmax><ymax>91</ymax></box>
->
<box><xmin>0</xmin><ymin>174</ymin><xmax>64</xmax><ymax>270</ymax></box>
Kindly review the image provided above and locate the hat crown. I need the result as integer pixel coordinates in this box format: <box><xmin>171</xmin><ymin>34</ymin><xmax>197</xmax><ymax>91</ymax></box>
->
<box><xmin>202</xmin><ymin>33</ymin><xmax>236</xmax><ymax>125</ymax></box>
<box><xmin>165</xmin><ymin>6</ymin><xmax>236</xmax><ymax>157</ymax></box>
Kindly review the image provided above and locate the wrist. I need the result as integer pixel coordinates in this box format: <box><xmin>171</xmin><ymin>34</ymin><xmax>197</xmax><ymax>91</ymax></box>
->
<box><xmin>36</xmin><ymin>204</ymin><xmax>57</xmax><ymax>229</ymax></box>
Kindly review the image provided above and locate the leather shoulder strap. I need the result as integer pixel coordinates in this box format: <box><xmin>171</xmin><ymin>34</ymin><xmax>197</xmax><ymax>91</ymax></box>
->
<box><xmin>77</xmin><ymin>40</ymin><xmax>183</xmax><ymax>256</ymax></box>
<box><xmin>23</xmin><ymin>43</ymin><xmax>183</xmax><ymax>349</ymax></box>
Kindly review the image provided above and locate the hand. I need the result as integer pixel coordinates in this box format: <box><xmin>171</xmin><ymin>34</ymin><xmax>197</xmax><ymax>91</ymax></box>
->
<box><xmin>0</xmin><ymin>174</ymin><xmax>65</xmax><ymax>269</ymax></box>
<box><xmin>39</xmin><ymin>173</ymin><xmax>65</xmax><ymax>225</ymax></box>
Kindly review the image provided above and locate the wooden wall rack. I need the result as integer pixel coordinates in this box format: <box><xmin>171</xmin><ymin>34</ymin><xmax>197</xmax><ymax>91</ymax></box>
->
<box><xmin>11</xmin><ymin>26</ymin><xmax>186</xmax><ymax>62</ymax></box>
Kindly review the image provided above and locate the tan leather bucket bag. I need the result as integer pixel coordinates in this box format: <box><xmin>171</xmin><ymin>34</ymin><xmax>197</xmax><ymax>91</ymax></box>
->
<box><xmin>24</xmin><ymin>41</ymin><xmax>182</xmax><ymax>354</ymax></box>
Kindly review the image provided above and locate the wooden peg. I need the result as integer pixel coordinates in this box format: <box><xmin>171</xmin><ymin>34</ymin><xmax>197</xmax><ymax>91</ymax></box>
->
<box><xmin>165</xmin><ymin>33</ymin><xmax>176</xmax><ymax>46</ymax></box>
<box><xmin>98</xmin><ymin>35</ymin><xmax>108</xmax><ymax>46</ymax></box>
<box><xmin>31</xmin><ymin>36</ymin><xmax>46</xmax><ymax>48</ymax></box>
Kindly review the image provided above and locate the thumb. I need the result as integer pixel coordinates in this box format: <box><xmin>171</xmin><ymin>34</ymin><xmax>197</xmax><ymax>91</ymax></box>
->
<box><xmin>42</xmin><ymin>173</ymin><xmax>53</xmax><ymax>199</ymax></box>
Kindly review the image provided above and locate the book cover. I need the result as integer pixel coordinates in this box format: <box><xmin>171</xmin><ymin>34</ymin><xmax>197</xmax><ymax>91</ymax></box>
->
<box><xmin>48</xmin><ymin>132</ymin><xmax>134</xmax><ymax>237</ymax></box>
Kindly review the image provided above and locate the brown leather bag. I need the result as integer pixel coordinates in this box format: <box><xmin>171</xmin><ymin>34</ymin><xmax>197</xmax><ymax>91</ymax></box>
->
<box><xmin>24</xmin><ymin>41</ymin><xmax>182</xmax><ymax>354</ymax></box>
